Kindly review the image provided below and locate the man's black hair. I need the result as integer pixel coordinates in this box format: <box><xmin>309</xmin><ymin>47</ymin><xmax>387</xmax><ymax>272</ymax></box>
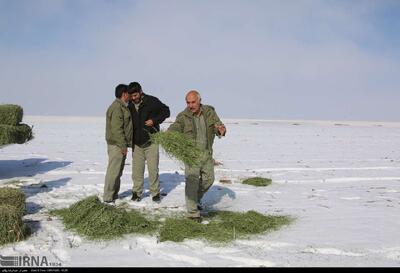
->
<box><xmin>128</xmin><ymin>82</ymin><xmax>142</xmax><ymax>94</ymax></box>
<box><xmin>115</xmin><ymin>84</ymin><xmax>129</xmax><ymax>98</ymax></box>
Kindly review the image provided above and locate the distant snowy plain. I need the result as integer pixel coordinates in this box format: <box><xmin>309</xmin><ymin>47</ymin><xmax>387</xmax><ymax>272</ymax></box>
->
<box><xmin>1</xmin><ymin>116</ymin><xmax>400</xmax><ymax>267</ymax></box>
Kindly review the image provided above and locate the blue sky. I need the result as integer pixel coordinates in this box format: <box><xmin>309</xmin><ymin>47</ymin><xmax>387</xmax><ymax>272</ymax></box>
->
<box><xmin>0</xmin><ymin>0</ymin><xmax>399</xmax><ymax>121</ymax></box>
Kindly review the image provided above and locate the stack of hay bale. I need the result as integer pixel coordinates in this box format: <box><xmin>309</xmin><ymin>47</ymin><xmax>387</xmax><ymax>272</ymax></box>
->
<box><xmin>0</xmin><ymin>187</ymin><xmax>28</xmax><ymax>245</ymax></box>
<box><xmin>0</xmin><ymin>104</ymin><xmax>33</xmax><ymax>147</ymax></box>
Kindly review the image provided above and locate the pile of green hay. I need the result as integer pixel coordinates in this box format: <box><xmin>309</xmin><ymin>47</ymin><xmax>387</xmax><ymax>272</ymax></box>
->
<box><xmin>54</xmin><ymin>196</ymin><xmax>293</xmax><ymax>244</ymax></box>
<box><xmin>0</xmin><ymin>104</ymin><xmax>33</xmax><ymax>146</ymax></box>
<box><xmin>242</xmin><ymin>177</ymin><xmax>272</xmax><ymax>187</ymax></box>
<box><xmin>52</xmin><ymin>196</ymin><xmax>158</xmax><ymax>240</ymax></box>
<box><xmin>0</xmin><ymin>187</ymin><xmax>28</xmax><ymax>246</ymax></box>
<box><xmin>159</xmin><ymin>210</ymin><xmax>292</xmax><ymax>243</ymax></box>
<box><xmin>150</xmin><ymin>131</ymin><xmax>206</xmax><ymax>167</ymax></box>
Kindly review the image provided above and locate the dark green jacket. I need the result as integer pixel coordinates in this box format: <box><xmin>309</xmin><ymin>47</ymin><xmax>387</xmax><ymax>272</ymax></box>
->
<box><xmin>168</xmin><ymin>104</ymin><xmax>225</xmax><ymax>154</ymax></box>
<box><xmin>105</xmin><ymin>99</ymin><xmax>133</xmax><ymax>149</ymax></box>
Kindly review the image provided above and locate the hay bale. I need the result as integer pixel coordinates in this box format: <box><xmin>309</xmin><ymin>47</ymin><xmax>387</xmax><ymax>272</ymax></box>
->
<box><xmin>150</xmin><ymin>131</ymin><xmax>206</xmax><ymax>167</ymax></box>
<box><xmin>0</xmin><ymin>204</ymin><xmax>26</xmax><ymax>245</ymax></box>
<box><xmin>242</xmin><ymin>177</ymin><xmax>272</xmax><ymax>187</ymax></box>
<box><xmin>0</xmin><ymin>124</ymin><xmax>33</xmax><ymax>146</ymax></box>
<box><xmin>0</xmin><ymin>187</ymin><xmax>26</xmax><ymax>215</ymax></box>
<box><xmin>0</xmin><ymin>104</ymin><xmax>23</xmax><ymax>126</ymax></box>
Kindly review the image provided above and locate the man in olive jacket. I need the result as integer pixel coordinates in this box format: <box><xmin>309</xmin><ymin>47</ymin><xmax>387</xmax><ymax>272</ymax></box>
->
<box><xmin>103</xmin><ymin>84</ymin><xmax>133</xmax><ymax>203</ymax></box>
<box><xmin>168</xmin><ymin>90</ymin><xmax>226</xmax><ymax>220</ymax></box>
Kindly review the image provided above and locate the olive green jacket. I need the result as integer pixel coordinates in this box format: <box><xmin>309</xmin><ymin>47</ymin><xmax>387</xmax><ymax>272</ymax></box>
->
<box><xmin>168</xmin><ymin>104</ymin><xmax>225</xmax><ymax>154</ymax></box>
<box><xmin>105</xmin><ymin>99</ymin><xmax>133</xmax><ymax>149</ymax></box>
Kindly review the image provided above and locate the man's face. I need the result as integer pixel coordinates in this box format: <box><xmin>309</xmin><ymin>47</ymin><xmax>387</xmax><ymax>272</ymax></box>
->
<box><xmin>186</xmin><ymin>94</ymin><xmax>201</xmax><ymax>114</ymax></box>
<box><xmin>121</xmin><ymin>92</ymin><xmax>130</xmax><ymax>103</ymax></box>
<box><xmin>130</xmin><ymin>92</ymin><xmax>142</xmax><ymax>104</ymax></box>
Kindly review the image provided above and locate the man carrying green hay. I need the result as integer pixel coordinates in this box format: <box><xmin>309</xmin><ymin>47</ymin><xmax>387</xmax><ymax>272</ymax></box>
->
<box><xmin>168</xmin><ymin>90</ymin><xmax>226</xmax><ymax>222</ymax></box>
<box><xmin>103</xmin><ymin>84</ymin><xmax>133</xmax><ymax>204</ymax></box>
<box><xmin>128</xmin><ymin>82</ymin><xmax>170</xmax><ymax>203</ymax></box>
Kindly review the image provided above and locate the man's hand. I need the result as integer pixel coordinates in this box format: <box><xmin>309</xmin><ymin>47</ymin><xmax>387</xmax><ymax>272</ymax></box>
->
<box><xmin>145</xmin><ymin>119</ymin><xmax>154</xmax><ymax>127</ymax></box>
<box><xmin>215</xmin><ymin>124</ymin><xmax>226</xmax><ymax>136</ymax></box>
<box><xmin>121</xmin><ymin>147</ymin><xmax>128</xmax><ymax>156</ymax></box>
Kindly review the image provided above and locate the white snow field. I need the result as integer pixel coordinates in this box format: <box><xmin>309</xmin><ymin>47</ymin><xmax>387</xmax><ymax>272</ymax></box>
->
<box><xmin>1</xmin><ymin>116</ymin><xmax>400</xmax><ymax>267</ymax></box>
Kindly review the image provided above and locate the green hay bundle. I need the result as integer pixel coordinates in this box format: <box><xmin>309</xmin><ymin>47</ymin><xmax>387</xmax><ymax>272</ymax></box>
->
<box><xmin>52</xmin><ymin>196</ymin><xmax>158</xmax><ymax>240</ymax></box>
<box><xmin>150</xmin><ymin>131</ymin><xmax>206</xmax><ymax>167</ymax></box>
<box><xmin>242</xmin><ymin>177</ymin><xmax>272</xmax><ymax>187</ymax></box>
<box><xmin>0</xmin><ymin>124</ymin><xmax>33</xmax><ymax>146</ymax></box>
<box><xmin>0</xmin><ymin>187</ymin><xmax>26</xmax><ymax>215</ymax></box>
<box><xmin>159</xmin><ymin>210</ymin><xmax>292</xmax><ymax>243</ymax></box>
<box><xmin>0</xmin><ymin>205</ymin><xmax>27</xmax><ymax>245</ymax></box>
<box><xmin>0</xmin><ymin>104</ymin><xmax>23</xmax><ymax>126</ymax></box>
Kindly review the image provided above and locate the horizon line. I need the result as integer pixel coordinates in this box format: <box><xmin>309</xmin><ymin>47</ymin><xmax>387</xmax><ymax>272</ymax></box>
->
<box><xmin>24</xmin><ymin>115</ymin><xmax>400</xmax><ymax>125</ymax></box>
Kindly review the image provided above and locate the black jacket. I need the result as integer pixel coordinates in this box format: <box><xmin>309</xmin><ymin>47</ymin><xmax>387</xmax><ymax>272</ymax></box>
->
<box><xmin>128</xmin><ymin>93</ymin><xmax>170</xmax><ymax>147</ymax></box>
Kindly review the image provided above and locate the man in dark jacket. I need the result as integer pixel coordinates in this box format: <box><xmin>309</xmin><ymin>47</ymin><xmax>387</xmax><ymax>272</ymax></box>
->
<box><xmin>128</xmin><ymin>82</ymin><xmax>170</xmax><ymax>202</ymax></box>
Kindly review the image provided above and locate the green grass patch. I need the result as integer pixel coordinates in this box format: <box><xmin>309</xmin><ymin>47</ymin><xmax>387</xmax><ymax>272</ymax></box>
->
<box><xmin>51</xmin><ymin>196</ymin><xmax>158</xmax><ymax>240</ymax></box>
<box><xmin>159</xmin><ymin>210</ymin><xmax>292</xmax><ymax>243</ymax></box>
<box><xmin>0</xmin><ymin>187</ymin><xmax>26</xmax><ymax>215</ymax></box>
<box><xmin>0</xmin><ymin>124</ymin><xmax>33</xmax><ymax>146</ymax></box>
<box><xmin>0</xmin><ymin>104</ymin><xmax>23</xmax><ymax>126</ymax></box>
<box><xmin>242</xmin><ymin>177</ymin><xmax>272</xmax><ymax>187</ymax></box>
<box><xmin>150</xmin><ymin>131</ymin><xmax>206</xmax><ymax>167</ymax></box>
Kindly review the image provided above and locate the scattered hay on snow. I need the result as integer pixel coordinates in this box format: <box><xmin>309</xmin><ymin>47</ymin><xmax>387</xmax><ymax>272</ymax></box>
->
<box><xmin>51</xmin><ymin>196</ymin><xmax>158</xmax><ymax>240</ymax></box>
<box><xmin>242</xmin><ymin>177</ymin><xmax>272</xmax><ymax>187</ymax></box>
<box><xmin>53</xmin><ymin>196</ymin><xmax>292</xmax><ymax>244</ymax></box>
<box><xmin>159</xmin><ymin>210</ymin><xmax>292</xmax><ymax>243</ymax></box>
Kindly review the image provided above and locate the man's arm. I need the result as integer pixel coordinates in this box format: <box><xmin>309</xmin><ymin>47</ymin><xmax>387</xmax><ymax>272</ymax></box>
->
<box><xmin>211</xmin><ymin>109</ymin><xmax>226</xmax><ymax>136</ymax></box>
<box><xmin>167</xmin><ymin>113</ymin><xmax>184</xmax><ymax>133</ymax></box>
<box><xmin>110</xmin><ymin>108</ymin><xmax>128</xmax><ymax>150</ymax></box>
<box><xmin>151</xmin><ymin>97</ymin><xmax>170</xmax><ymax>126</ymax></box>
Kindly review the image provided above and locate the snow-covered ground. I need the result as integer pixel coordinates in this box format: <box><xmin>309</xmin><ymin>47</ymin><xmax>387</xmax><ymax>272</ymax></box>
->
<box><xmin>1</xmin><ymin>116</ymin><xmax>400</xmax><ymax>267</ymax></box>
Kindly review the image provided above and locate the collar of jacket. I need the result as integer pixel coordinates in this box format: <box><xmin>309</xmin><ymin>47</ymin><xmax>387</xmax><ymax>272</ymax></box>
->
<box><xmin>141</xmin><ymin>93</ymin><xmax>148</xmax><ymax>103</ymax></box>
<box><xmin>183</xmin><ymin>104</ymin><xmax>206</xmax><ymax>117</ymax></box>
<box><xmin>116</xmin><ymin>98</ymin><xmax>129</xmax><ymax>107</ymax></box>
<box><xmin>135</xmin><ymin>93</ymin><xmax>148</xmax><ymax>109</ymax></box>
